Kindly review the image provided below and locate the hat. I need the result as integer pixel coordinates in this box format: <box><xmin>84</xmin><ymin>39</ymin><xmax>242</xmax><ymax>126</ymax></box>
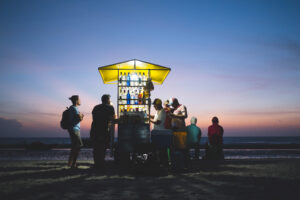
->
<box><xmin>152</xmin><ymin>98</ymin><xmax>162</xmax><ymax>105</ymax></box>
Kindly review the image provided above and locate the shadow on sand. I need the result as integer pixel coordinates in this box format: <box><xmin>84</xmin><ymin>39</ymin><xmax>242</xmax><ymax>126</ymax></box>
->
<box><xmin>0</xmin><ymin>159</ymin><xmax>300</xmax><ymax>200</ymax></box>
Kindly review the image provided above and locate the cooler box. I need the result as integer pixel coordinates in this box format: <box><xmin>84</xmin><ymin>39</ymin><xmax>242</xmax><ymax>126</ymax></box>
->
<box><xmin>173</xmin><ymin>131</ymin><xmax>187</xmax><ymax>149</ymax></box>
<box><xmin>151</xmin><ymin>129</ymin><xmax>173</xmax><ymax>148</ymax></box>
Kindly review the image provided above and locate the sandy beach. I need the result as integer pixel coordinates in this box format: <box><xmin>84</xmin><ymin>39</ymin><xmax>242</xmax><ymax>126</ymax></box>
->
<box><xmin>0</xmin><ymin>159</ymin><xmax>299</xmax><ymax>200</ymax></box>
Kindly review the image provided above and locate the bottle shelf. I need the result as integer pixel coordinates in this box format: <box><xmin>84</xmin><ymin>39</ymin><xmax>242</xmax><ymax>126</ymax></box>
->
<box><xmin>119</xmin><ymin>99</ymin><xmax>150</xmax><ymax>101</ymax></box>
<box><xmin>119</xmin><ymin>80</ymin><xmax>147</xmax><ymax>82</ymax></box>
<box><xmin>117</xmin><ymin>72</ymin><xmax>150</xmax><ymax>123</ymax></box>
<box><xmin>118</xmin><ymin>104</ymin><xmax>149</xmax><ymax>105</ymax></box>
<box><xmin>118</xmin><ymin>86</ymin><xmax>146</xmax><ymax>87</ymax></box>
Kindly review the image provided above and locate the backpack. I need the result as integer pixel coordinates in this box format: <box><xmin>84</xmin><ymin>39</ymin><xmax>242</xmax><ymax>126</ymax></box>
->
<box><xmin>60</xmin><ymin>107</ymin><xmax>70</xmax><ymax>130</ymax></box>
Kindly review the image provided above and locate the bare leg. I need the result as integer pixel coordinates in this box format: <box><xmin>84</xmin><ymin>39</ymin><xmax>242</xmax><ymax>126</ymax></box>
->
<box><xmin>68</xmin><ymin>149</ymin><xmax>74</xmax><ymax>167</ymax></box>
<box><xmin>72</xmin><ymin>148</ymin><xmax>80</xmax><ymax>167</ymax></box>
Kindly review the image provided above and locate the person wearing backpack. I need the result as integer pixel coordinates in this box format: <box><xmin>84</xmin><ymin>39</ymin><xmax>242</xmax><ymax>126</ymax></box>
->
<box><xmin>67</xmin><ymin>95</ymin><xmax>84</xmax><ymax>168</ymax></box>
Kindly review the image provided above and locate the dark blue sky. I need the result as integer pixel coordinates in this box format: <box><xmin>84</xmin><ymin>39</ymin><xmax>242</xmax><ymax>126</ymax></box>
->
<box><xmin>0</xmin><ymin>0</ymin><xmax>300</xmax><ymax>137</ymax></box>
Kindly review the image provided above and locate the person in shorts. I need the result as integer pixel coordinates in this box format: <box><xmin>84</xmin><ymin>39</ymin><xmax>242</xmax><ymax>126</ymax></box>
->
<box><xmin>68</xmin><ymin>95</ymin><xmax>84</xmax><ymax>168</ymax></box>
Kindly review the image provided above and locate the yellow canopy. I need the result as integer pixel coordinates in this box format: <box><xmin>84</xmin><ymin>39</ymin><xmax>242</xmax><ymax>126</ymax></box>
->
<box><xmin>98</xmin><ymin>59</ymin><xmax>171</xmax><ymax>84</ymax></box>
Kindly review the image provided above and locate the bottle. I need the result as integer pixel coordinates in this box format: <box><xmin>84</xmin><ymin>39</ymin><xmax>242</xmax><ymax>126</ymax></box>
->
<box><xmin>131</xmin><ymin>90</ymin><xmax>135</xmax><ymax>105</ymax></box>
<box><xmin>131</xmin><ymin>72</ymin><xmax>136</xmax><ymax>86</ymax></box>
<box><xmin>127</xmin><ymin>90</ymin><xmax>131</xmax><ymax>104</ymax></box>
<box><xmin>122</xmin><ymin>89</ymin><xmax>127</xmax><ymax>104</ymax></box>
<box><xmin>138</xmin><ymin>72</ymin><xmax>142</xmax><ymax>86</ymax></box>
<box><xmin>138</xmin><ymin>90</ymin><xmax>142</xmax><ymax>105</ymax></box>
<box><xmin>127</xmin><ymin>72</ymin><xmax>131</xmax><ymax>86</ymax></box>
<box><xmin>142</xmin><ymin>72</ymin><xmax>146</xmax><ymax>86</ymax></box>
<box><xmin>134</xmin><ymin>72</ymin><xmax>138</xmax><ymax>86</ymax></box>
<box><xmin>122</xmin><ymin>72</ymin><xmax>127</xmax><ymax>86</ymax></box>
<box><xmin>119</xmin><ymin>72</ymin><xmax>123</xmax><ymax>85</ymax></box>
<box><xmin>142</xmin><ymin>89</ymin><xmax>146</xmax><ymax>104</ymax></box>
<box><xmin>135</xmin><ymin>89</ymin><xmax>138</xmax><ymax>104</ymax></box>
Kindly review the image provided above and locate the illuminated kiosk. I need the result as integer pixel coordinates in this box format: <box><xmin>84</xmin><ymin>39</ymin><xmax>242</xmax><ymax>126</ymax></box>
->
<box><xmin>98</xmin><ymin>59</ymin><xmax>170</xmax><ymax>160</ymax></box>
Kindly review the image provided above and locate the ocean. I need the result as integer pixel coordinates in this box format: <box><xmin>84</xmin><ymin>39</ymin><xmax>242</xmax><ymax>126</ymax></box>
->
<box><xmin>0</xmin><ymin>137</ymin><xmax>300</xmax><ymax>160</ymax></box>
<box><xmin>1</xmin><ymin>136</ymin><xmax>300</xmax><ymax>145</ymax></box>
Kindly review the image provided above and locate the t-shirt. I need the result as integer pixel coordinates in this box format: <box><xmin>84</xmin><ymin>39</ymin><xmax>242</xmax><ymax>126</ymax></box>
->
<box><xmin>91</xmin><ymin>104</ymin><xmax>115</xmax><ymax>138</ymax></box>
<box><xmin>186</xmin><ymin>124</ymin><xmax>201</xmax><ymax>146</ymax></box>
<box><xmin>171</xmin><ymin>104</ymin><xmax>187</xmax><ymax>129</ymax></box>
<box><xmin>69</xmin><ymin>105</ymin><xmax>80</xmax><ymax>131</ymax></box>
<box><xmin>153</xmin><ymin>108</ymin><xmax>166</xmax><ymax>130</ymax></box>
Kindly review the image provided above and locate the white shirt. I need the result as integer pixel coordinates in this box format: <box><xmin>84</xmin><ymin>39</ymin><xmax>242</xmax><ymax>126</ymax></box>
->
<box><xmin>153</xmin><ymin>108</ymin><xmax>166</xmax><ymax>130</ymax></box>
<box><xmin>172</xmin><ymin>104</ymin><xmax>187</xmax><ymax>129</ymax></box>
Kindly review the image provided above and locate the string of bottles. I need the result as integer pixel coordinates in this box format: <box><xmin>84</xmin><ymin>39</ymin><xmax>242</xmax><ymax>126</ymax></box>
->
<box><xmin>118</xmin><ymin>88</ymin><xmax>147</xmax><ymax>105</ymax></box>
<box><xmin>119</xmin><ymin>72</ymin><xmax>147</xmax><ymax>86</ymax></box>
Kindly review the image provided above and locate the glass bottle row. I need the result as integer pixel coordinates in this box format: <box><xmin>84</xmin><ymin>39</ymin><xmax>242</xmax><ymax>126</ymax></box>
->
<box><xmin>119</xmin><ymin>72</ymin><xmax>147</xmax><ymax>86</ymax></box>
<box><xmin>118</xmin><ymin>88</ymin><xmax>148</xmax><ymax>105</ymax></box>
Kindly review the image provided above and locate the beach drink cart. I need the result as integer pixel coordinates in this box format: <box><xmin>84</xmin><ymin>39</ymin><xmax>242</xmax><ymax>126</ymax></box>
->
<box><xmin>98</xmin><ymin>59</ymin><xmax>170</xmax><ymax>161</ymax></box>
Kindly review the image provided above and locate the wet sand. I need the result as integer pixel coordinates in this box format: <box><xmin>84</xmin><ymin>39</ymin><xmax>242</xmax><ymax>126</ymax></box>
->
<box><xmin>0</xmin><ymin>159</ymin><xmax>299</xmax><ymax>200</ymax></box>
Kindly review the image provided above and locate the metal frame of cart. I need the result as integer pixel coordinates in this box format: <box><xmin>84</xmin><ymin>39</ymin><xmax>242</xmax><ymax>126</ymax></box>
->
<box><xmin>98</xmin><ymin>59</ymin><xmax>171</xmax><ymax>157</ymax></box>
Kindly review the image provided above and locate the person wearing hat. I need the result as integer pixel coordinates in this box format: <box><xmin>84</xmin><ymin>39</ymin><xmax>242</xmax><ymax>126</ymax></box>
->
<box><xmin>149</xmin><ymin>98</ymin><xmax>166</xmax><ymax>130</ymax></box>
<box><xmin>169</xmin><ymin>98</ymin><xmax>188</xmax><ymax>131</ymax></box>
<box><xmin>68</xmin><ymin>95</ymin><xmax>84</xmax><ymax>168</ymax></box>
<box><xmin>150</xmin><ymin>98</ymin><xmax>169</xmax><ymax>166</ymax></box>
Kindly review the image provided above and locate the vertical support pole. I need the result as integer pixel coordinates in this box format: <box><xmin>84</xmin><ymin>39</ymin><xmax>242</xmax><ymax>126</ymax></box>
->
<box><xmin>117</xmin><ymin>69</ymin><xmax>120</xmax><ymax>118</ymax></box>
<box><xmin>148</xmin><ymin>69</ymin><xmax>151</xmax><ymax>125</ymax></box>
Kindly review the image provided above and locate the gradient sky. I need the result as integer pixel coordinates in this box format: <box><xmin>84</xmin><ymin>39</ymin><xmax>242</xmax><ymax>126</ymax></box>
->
<box><xmin>0</xmin><ymin>0</ymin><xmax>300</xmax><ymax>137</ymax></box>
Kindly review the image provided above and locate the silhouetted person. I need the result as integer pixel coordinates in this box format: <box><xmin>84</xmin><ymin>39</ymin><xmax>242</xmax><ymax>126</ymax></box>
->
<box><xmin>68</xmin><ymin>95</ymin><xmax>84</xmax><ymax>168</ymax></box>
<box><xmin>169</xmin><ymin>98</ymin><xmax>188</xmax><ymax>131</ymax></box>
<box><xmin>90</xmin><ymin>94</ymin><xmax>115</xmax><ymax>169</ymax></box>
<box><xmin>205</xmin><ymin>116</ymin><xmax>224</xmax><ymax>160</ymax></box>
<box><xmin>163</xmin><ymin>100</ymin><xmax>172</xmax><ymax>129</ymax></box>
<box><xmin>186</xmin><ymin>117</ymin><xmax>202</xmax><ymax>160</ymax></box>
<box><xmin>150</xmin><ymin>98</ymin><xmax>166</xmax><ymax>130</ymax></box>
<box><xmin>150</xmin><ymin>98</ymin><xmax>169</xmax><ymax>166</ymax></box>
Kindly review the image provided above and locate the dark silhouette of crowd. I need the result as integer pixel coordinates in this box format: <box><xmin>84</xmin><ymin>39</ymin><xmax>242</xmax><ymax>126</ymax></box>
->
<box><xmin>63</xmin><ymin>94</ymin><xmax>224</xmax><ymax>170</ymax></box>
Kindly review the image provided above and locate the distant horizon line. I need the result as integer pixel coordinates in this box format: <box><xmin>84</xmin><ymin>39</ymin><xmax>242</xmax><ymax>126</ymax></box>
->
<box><xmin>1</xmin><ymin>136</ymin><xmax>300</xmax><ymax>138</ymax></box>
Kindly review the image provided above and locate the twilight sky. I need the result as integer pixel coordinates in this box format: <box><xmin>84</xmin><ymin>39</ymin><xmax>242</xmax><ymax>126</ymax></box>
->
<box><xmin>0</xmin><ymin>0</ymin><xmax>300</xmax><ymax>137</ymax></box>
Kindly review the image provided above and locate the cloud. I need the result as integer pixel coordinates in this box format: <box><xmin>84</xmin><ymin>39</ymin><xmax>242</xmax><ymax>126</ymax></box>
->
<box><xmin>0</xmin><ymin>117</ymin><xmax>23</xmax><ymax>137</ymax></box>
